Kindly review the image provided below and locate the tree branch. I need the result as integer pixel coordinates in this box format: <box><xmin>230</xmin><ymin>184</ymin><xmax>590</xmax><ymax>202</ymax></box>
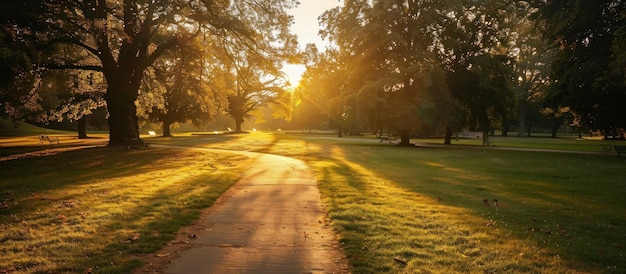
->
<box><xmin>42</xmin><ymin>64</ymin><xmax>104</xmax><ymax>72</ymax></box>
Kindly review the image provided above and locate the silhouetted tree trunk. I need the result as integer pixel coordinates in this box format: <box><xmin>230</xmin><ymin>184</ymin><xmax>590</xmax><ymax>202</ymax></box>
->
<box><xmin>444</xmin><ymin>127</ymin><xmax>452</xmax><ymax>145</ymax></box>
<box><xmin>518</xmin><ymin>101</ymin><xmax>527</xmax><ymax>138</ymax></box>
<box><xmin>105</xmin><ymin>76</ymin><xmax>141</xmax><ymax>146</ymax></box>
<box><xmin>163</xmin><ymin>120</ymin><xmax>172</xmax><ymax>137</ymax></box>
<box><xmin>78</xmin><ymin>116</ymin><xmax>88</xmax><ymax>139</ymax></box>
<box><xmin>501</xmin><ymin>112</ymin><xmax>510</xmax><ymax>136</ymax></box>
<box><xmin>551</xmin><ymin>124</ymin><xmax>559</xmax><ymax>138</ymax></box>
<box><xmin>234</xmin><ymin>117</ymin><xmax>244</xmax><ymax>133</ymax></box>
<box><xmin>398</xmin><ymin>129</ymin><xmax>412</xmax><ymax>146</ymax></box>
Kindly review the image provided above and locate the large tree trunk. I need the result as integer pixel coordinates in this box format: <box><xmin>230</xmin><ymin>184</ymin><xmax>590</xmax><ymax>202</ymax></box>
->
<box><xmin>163</xmin><ymin>120</ymin><xmax>172</xmax><ymax>137</ymax></box>
<box><xmin>444</xmin><ymin>126</ymin><xmax>452</xmax><ymax>145</ymax></box>
<box><xmin>397</xmin><ymin>129</ymin><xmax>412</xmax><ymax>146</ymax></box>
<box><xmin>78</xmin><ymin>116</ymin><xmax>88</xmax><ymax>139</ymax></box>
<box><xmin>101</xmin><ymin>35</ymin><xmax>147</xmax><ymax>147</ymax></box>
<box><xmin>234</xmin><ymin>117</ymin><xmax>244</xmax><ymax>133</ymax></box>
<box><xmin>551</xmin><ymin>121</ymin><xmax>559</xmax><ymax>138</ymax></box>
<box><xmin>105</xmin><ymin>80</ymin><xmax>141</xmax><ymax>146</ymax></box>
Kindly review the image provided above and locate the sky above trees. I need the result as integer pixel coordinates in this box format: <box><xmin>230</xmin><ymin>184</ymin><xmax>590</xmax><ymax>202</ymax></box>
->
<box><xmin>282</xmin><ymin>1</ymin><xmax>341</xmax><ymax>88</ymax></box>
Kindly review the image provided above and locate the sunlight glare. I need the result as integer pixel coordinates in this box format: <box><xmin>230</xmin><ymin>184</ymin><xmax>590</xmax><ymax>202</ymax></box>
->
<box><xmin>282</xmin><ymin>64</ymin><xmax>305</xmax><ymax>88</ymax></box>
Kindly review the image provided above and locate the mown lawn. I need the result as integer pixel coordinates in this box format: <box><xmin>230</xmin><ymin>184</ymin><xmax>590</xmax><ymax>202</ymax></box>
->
<box><xmin>300</xmin><ymin>136</ymin><xmax>625</xmax><ymax>273</ymax></box>
<box><xmin>413</xmin><ymin>134</ymin><xmax>618</xmax><ymax>153</ymax></box>
<box><xmin>190</xmin><ymin>132</ymin><xmax>625</xmax><ymax>273</ymax></box>
<box><xmin>0</xmin><ymin>143</ymin><xmax>248</xmax><ymax>273</ymax></box>
<box><xmin>1</xmin><ymin>132</ymin><xmax>625</xmax><ymax>273</ymax></box>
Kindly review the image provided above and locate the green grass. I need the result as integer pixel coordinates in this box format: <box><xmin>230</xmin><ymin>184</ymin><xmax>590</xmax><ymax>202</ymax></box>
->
<box><xmin>0</xmin><ymin>146</ymin><xmax>247</xmax><ymax>273</ymax></box>
<box><xmin>326</xmin><ymin>139</ymin><xmax>623</xmax><ymax>272</ymax></box>
<box><xmin>0</xmin><ymin>117</ymin><xmax>70</xmax><ymax>137</ymax></box>
<box><xmin>312</xmin><ymin>143</ymin><xmax>625</xmax><ymax>273</ymax></box>
<box><xmin>149</xmin><ymin>132</ymin><xmax>625</xmax><ymax>272</ymax></box>
<box><xmin>1</xmin><ymin>131</ymin><xmax>625</xmax><ymax>273</ymax></box>
<box><xmin>413</xmin><ymin>135</ymin><xmax>618</xmax><ymax>153</ymax></box>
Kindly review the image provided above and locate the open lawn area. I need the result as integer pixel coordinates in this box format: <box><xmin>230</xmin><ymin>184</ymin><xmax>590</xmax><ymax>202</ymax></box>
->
<box><xmin>0</xmin><ymin>137</ymin><xmax>249</xmax><ymax>273</ymax></box>
<box><xmin>1</xmin><ymin>132</ymin><xmax>625</xmax><ymax>273</ymax></box>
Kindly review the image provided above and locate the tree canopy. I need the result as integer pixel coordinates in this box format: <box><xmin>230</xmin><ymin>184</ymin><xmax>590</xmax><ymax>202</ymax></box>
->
<box><xmin>1</xmin><ymin>0</ymin><xmax>624</xmax><ymax>142</ymax></box>
<box><xmin>0</xmin><ymin>0</ymin><xmax>297</xmax><ymax>144</ymax></box>
<box><xmin>533</xmin><ymin>0</ymin><xmax>626</xmax><ymax>134</ymax></box>
<box><xmin>305</xmin><ymin>0</ymin><xmax>519</xmax><ymax>144</ymax></box>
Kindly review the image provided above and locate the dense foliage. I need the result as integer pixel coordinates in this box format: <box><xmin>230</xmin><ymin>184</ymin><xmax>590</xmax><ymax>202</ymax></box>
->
<box><xmin>292</xmin><ymin>0</ymin><xmax>626</xmax><ymax>142</ymax></box>
<box><xmin>0</xmin><ymin>0</ymin><xmax>297</xmax><ymax>143</ymax></box>
<box><xmin>533</xmin><ymin>0</ymin><xmax>626</xmax><ymax>134</ymax></box>
<box><xmin>1</xmin><ymin>0</ymin><xmax>625</xmax><ymax>140</ymax></box>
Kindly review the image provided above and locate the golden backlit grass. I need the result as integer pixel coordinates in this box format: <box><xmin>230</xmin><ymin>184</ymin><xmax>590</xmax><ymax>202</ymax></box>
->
<box><xmin>0</xmin><ymin>145</ymin><xmax>247</xmax><ymax>273</ymax></box>
<box><xmin>2</xmin><ymin>132</ymin><xmax>625</xmax><ymax>273</ymax></box>
<box><xmin>0</xmin><ymin>135</ymin><xmax>109</xmax><ymax>158</ymax></box>
<box><xmin>303</xmin><ymin>137</ymin><xmax>625</xmax><ymax>273</ymax></box>
<box><xmin>175</xmin><ymin>132</ymin><xmax>624</xmax><ymax>273</ymax></box>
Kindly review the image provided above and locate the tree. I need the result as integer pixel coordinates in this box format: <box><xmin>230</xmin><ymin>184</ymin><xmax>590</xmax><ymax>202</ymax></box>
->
<box><xmin>212</xmin><ymin>12</ymin><xmax>298</xmax><ymax>134</ymax></box>
<box><xmin>450</xmin><ymin>54</ymin><xmax>515</xmax><ymax>145</ymax></box>
<box><xmin>139</xmin><ymin>38</ymin><xmax>225</xmax><ymax>137</ymax></box>
<box><xmin>319</xmin><ymin>0</ymin><xmax>456</xmax><ymax>144</ymax></box>
<box><xmin>534</xmin><ymin>0</ymin><xmax>626</xmax><ymax>133</ymax></box>
<box><xmin>315</xmin><ymin>0</ymin><xmax>526</xmax><ymax>146</ymax></box>
<box><xmin>0</xmin><ymin>31</ymin><xmax>43</xmax><ymax>121</ymax></box>
<box><xmin>1</xmin><ymin>24</ymin><xmax>107</xmax><ymax>137</ymax></box>
<box><xmin>434</xmin><ymin>0</ymin><xmax>519</xmax><ymax>144</ymax></box>
<box><xmin>0</xmin><ymin>0</ymin><xmax>298</xmax><ymax>146</ymax></box>
<box><xmin>505</xmin><ymin>2</ymin><xmax>553</xmax><ymax>138</ymax></box>
<box><xmin>224</xmin><ymin>62</ymin><xmax>290</xmax><ymax>133</ymax></box>
<box><xmin>45</xmin><ymin>70</ymin><xmax>107</xmax><ymax>139</ymax></box>
<box><xmin>318</xmin><ymin>0</ymin><xmax>371</xmax><ymax>137</ymax></box>
<box><xmin>289</xmin><ymin>44</ymin><xmax>337</xmax><ymax>132</ymax></box>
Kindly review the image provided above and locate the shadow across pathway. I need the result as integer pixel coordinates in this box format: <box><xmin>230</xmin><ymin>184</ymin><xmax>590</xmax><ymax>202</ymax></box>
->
<box><xmin>163</xmin><ymin>148</ymin><xmax>348</xmax><ymax>274</ymax></box>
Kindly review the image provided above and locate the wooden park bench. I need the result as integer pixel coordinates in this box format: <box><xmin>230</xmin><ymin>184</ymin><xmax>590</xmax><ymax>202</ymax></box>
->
<box><xmin>38</xmin><ymin>135</ymin><xmax>60</xmax><ymax>145</ymax></box>
<box><xmin>614</xmin><ymin>145</ymin><xmax>626</xmax><ymax>157</ymax></box>
<box><xmin>378</xmin><ymin>133</ymin><xmax>397</xmax><ymax>144</ymax></box>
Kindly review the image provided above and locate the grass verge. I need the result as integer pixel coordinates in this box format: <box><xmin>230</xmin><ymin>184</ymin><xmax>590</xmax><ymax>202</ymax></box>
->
<box><xmin>2</xmin><ymin>131</ymin><xmax>625</xmax><ymax>273</ymax></box>
<box><xmin>186</xmin><ymin>132</ymin><xmax>625</xmax><ymax>273</ymax></box>
<box><xmin>0</xmin><ymin>146</ymin><xmax>247</xmax><ymax>273</ymax></box>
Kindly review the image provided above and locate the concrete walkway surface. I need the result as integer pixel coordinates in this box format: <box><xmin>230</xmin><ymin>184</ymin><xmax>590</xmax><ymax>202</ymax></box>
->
<box><xmin>165</xmin><ymin>152</ymin><xmax>349</xmax><ymax>274</ymax></box>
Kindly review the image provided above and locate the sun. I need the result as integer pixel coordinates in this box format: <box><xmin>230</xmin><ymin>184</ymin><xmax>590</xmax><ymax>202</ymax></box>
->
<box><xmin>282</xmin><ymin>64</ymin><xmax>306</xmax><ymax>88</ymax></box>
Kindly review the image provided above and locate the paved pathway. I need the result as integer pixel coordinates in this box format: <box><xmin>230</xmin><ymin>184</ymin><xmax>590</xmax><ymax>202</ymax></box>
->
<box><xmin>165</xmin><ymin>150</ymin><xmax>348</xmax><ymax>274</ymax></box>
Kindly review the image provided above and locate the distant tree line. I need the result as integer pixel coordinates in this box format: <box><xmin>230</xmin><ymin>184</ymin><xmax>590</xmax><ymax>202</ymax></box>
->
<box><xmin>291</xmin><ymin>0</ymin><xmax>626</xmax><ymax>144</ymax></box>
<box><xmin>1</xmin><ymin>0</ymin><xmax>625</xmax><ymax>145</ymax></box>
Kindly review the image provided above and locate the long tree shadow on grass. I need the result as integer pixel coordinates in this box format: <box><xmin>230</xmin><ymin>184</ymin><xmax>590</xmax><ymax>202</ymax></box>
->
<box><xmin>0</xmin><ymin>146</ymin><xmax>248</xmax><ymax>273</ymax></box>
<box><xmin>309</xmin><ymin>142</ymin><xmax>625</xmax><ymax>273</ymax></box>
